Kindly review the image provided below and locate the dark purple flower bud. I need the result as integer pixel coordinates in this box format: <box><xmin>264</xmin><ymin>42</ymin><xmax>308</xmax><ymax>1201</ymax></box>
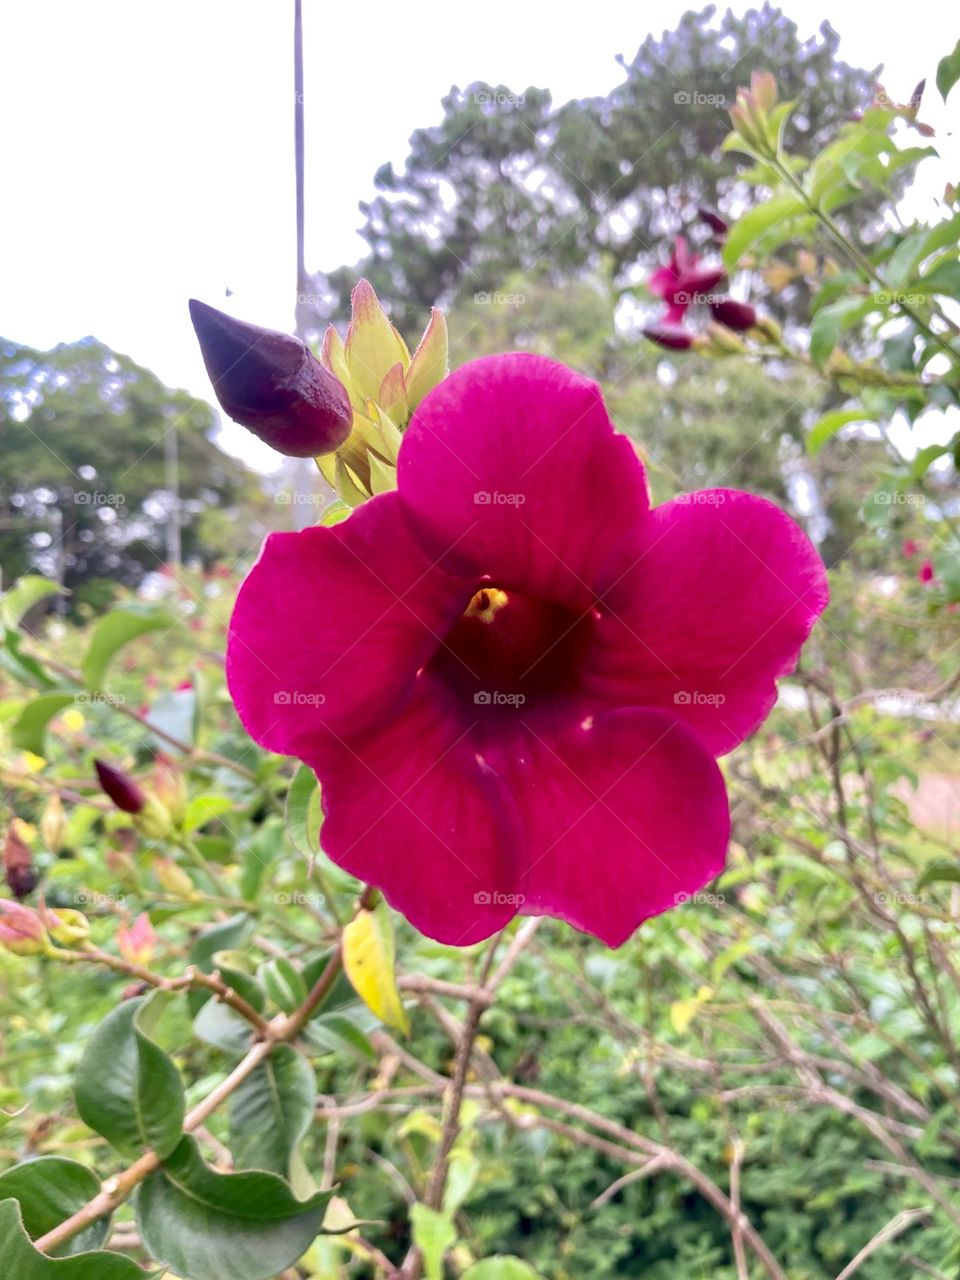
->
<box><xmin>709</xmin><ymin>298</ymin><xmax>757</xmax><ymax>331</ymax></box>
<box><xmin>671</xmin><ymin>266</ymin><xmax>727</xmax><ymax>305</ymax></box>
<box><xmin>643</xmin><ymin>324</ymin><xmax>695</xmax><ymax>351</ymax></box>
<box><xmin>95</xmin><ymin>760</ymin><xmax>146</xmax><ymax>815</ymax></box>
<box><xmin>189</xmin><ymin>300</ymin><xmax>353</xmax><ymax>458</ymax></box>
<box><xmin>698</xmin><ymin>207</ymin><xmax>728</xmax><ymax>237</ymax></box>
<box><xmin>4</xmin><ymin>822</ymin><xmax>38</xmax><ymax>900</ymax></box>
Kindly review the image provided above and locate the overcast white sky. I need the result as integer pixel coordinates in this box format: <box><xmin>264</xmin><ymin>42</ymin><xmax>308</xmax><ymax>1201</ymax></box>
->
<box><xmin>1</xmin><ymin>1</ymin><xmax>956</xmax><ymax>469</ymax></box>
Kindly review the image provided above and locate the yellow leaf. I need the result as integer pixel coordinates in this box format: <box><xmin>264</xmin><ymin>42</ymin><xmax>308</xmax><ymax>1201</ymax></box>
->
<box><xmin>60</xmin><ymin>708</ymin><xmax>85</xmax><ymax>733</ymax></box>
<box><xmin>343</xmin><ymin>900</ymin><xmax>409</xmax><ymax>1034</ymax></box>
<box><xmin>669</xmin><ymin>985</ymin><xmax>713</xmax><ymax>1035</ymax></box>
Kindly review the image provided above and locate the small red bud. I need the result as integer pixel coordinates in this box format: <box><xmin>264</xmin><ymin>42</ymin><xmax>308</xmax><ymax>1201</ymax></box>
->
<box><xmin>189</xmin><ymin>300</ymin><xmax>353</xmax><ymax>458</ymax></box>
<box><xmin>698</xmin><ymin>207</ymin><xmax>728</xmax><ymax>237</ymax></box>
<box><xmin>709</xmin><ymin>298</ymin><xmax>757</xmax><ymax>331</ymax></box>
<box><xmin>95</xmin><ymin>760</ymin><xmax>146</xmax><ymax>815</ymax></box>
<box><xmin>643</xmin><ymin>324</ymin><xmax>695</xmax><ymax>351</ymax></box>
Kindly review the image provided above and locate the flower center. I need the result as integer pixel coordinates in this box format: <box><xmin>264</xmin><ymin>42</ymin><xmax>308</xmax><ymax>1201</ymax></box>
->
<box><xmin>430</xmin><ymin>583</ymin><xmax>594</xmax><ymax>709</ymax></box>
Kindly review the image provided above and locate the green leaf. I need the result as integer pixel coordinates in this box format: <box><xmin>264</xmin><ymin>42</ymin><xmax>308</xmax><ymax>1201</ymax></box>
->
<box><xmin>10</xmin><ymin>692</ymin><xmax>77</xmax><ymax>754</ymax></box>
<box><xmin>188</xmin><ymin>914</ymin><xmax>254</xmax><ymax>1015</ymax></box>
<box><xmin>286</xmin><ymin>764</ymin><xmax>322</xmax><ymax>856</ymax></box>
<box><xmin>918</xmin><ymin>861</ymin><xmax>960</xmax><ymax>890</ymax></box>
<box><xmin>722</xmin><ymin>195</ymin><xmax>809</xmax><ymax>268</ymax></box>
<box><xmin>462</xmin><ymin>1260</ymin><xmax>546</xmax><ymax>1280</ymax></box>
<box><xmin>443</xmin><ymin>1150</ymin><xmax>480</xmax><ymax>1214</ymax></box>
<box><xmin>809</xmin><ymin>297</ymin><xmax>873</xmax><ymax>366</ymax></box>
<box><xmin>75</xmin><ymin>991</ymin><xmax>184</xmax><ymax>1160</ymax></box>
<box><xmin>0</xmin><ymin>1158</ymin><xmax>108</xmax><ymax>1256</ymax></box>
<box><xmin>136</xmin><ymin>1134</ymin><xmax>331</xmax><ymax>1280</ymax></box>
<box><xmin>184</xmin><ymin>795</ymin><xmax>234</xmax><ymax>833</ymax></box>
<box><xmin>259</xmin><ymin>957</ymin><xmax>308</xmax><ymax>1014</ymax></box>
<box><xmin>807</xmin><ymin>409</ymin><xmax>872</xmax><ymax>455</ymax></box>
<box><xmin>2</xmin><ymin>576</ymin><xmax>66</xmax><ymax>629</ymax></box>
<box><xmin>306</xmin><ymin>1011</ymin><xmax>377</xmax><ymax>1062</ymax></box>
<box><xmin>411</xmin><ymin>1204</ymin><xmax>457</xmax><ymax>1280</ymax></box>
<box><xmin>0</xmin><ymin>1200</ymin><xmax>148</xmax><ymax>1279</ymax></box>
<box><xmin>193</xmin><ymin>999</ymin><xmax>255</xmax><ymax>1056</ymax></box>
<box><xmin>937</xmin><ymin>39</ymin><xmax>960</xmax><ymax>102</ymax></box>
<box><xmin>82</xmin><ymin>605</ymin><xmax>174</xmax><ymax>690</ymax></box>
<box><xmin>229</xmin><ymin>1045</ymin><xmax>316</xmax><ymax>1176</ymax></box>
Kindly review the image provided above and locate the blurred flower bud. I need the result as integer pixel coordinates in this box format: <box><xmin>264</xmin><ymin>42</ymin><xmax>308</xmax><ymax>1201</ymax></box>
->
<box><xmin>45</xmin><ymin>906</ymin><xmax>90</xmax><ymax>947</ymax></box>
<box><xmin>40</xmin><ymin>794</ymin><xmax>67</xmax><ymax>856</ymax></box>
<box><xmin>117</xmin><ymin>913</ymin><xmax>157</xmax><ymax>968</ymax></box>
<box><xmin>709</xmin><ymin>298</ymin><xmax>757</xmax><ymax>331</ymax></box>
<box><xmin>702</xmin><ymin>322</ymin><xmax>748</xmax><ymax>356</ymax></box>
<box><xmin>154</xmin><ymin>857</ymin><xmax>195</xmax><ymax>898</ymax></box>
<box><xmin>0</xmin><ymin>901</ymin><xmax>48</xmax><ymax>956</ymax></box>
<box><xmin>95</xmin><ymin>760</ymin><xmax>146</xmax><ymax>814</ymax></box>
<box><xmin>643</xmin><ymin>323</ymin><xmax>695</xmax><ymax>351</ymax></box>
<box><xmin>4</xmin><ymin>820</ymin><xmax>38</xmax><ymax>900</ymax></box>
<box><xmin>750</xmin><ymin>314</ymin><xmax>782</xmax><ymax>344</ymax></box>
<box><xmin>918</xmin><ymin>559</ymin><xmax>935</xmax><ymax>584</ymax></box>
<box><xmin>189</xmin><ymin>300</ymin><xmax>352</xmax><ymax>458</ymax></box>
<box><xmin>152</xmin><ymin>755</ymin><xmax>186</xmax><ymax>825</ymax></box>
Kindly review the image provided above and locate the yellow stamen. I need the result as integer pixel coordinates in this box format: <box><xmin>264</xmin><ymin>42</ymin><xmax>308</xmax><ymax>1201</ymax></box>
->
<box><xmin>464</xmin><ymin>586</ymin><xmax>509</xmax><ymax>623</ymax></box>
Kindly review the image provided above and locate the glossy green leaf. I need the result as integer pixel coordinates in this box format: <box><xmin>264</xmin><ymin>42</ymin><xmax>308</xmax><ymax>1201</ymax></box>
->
<box><xmin>2</xmin><ymin>577</ymin><xmax>66</xmax><ymax>629</ymax></box>
<box><xmin>11</xmin><ymin>692</ymin><xmax>77</xmax><ymax>754</ymax></box>
<box><xmin>0</xmin><ymin>1200</ymin><xmax>147</xmax><ymax>1279</ymax></box>
<box><xmin>136</xmin><ymin>1135</ymin><xmax>331</xmax><ymax>1280</ymax></box>
<box><xmin>259</xmin><ymin>956</ymin><xmax>308</xmax><ymax>1014</ymax></box>
<box><xmin>0</xmin><ymin>1158</ymin><xmax>108</xmax><ymax>1257</ymax></box>
<box><xmin>82</xmin><ymin>605</ymin><xmax>174</xmax><ymax>690</ymax></box>
<box><xmin>229</xmin><ymin>1044</ymin><xmax>316</xmax><ymax>1175</ymax></box>
<box><xmin>75</xmin><ymin>991</ymin><xmax>184</xmax><ymax>1159</ymax></box>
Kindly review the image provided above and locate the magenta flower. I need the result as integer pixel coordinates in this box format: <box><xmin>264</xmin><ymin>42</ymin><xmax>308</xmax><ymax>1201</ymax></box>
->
<box><xmin>228</xmin><ymin>355</ymin><xmax>827</xmax><ymax>947</ymax></box>
<box><xmin>648</xmin><ymin>236</ymin><xmax>726</xmax><ymax>322</ymax></box>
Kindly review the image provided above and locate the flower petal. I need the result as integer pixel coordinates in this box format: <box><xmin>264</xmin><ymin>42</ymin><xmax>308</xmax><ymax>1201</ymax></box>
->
<box><xmin>586</xmin><ymin>490</ymin><xmax>829</xmax><ymax>755</ymax></box>
<box><xmin>314</xmin><ymin>677</ymin><xmax>520</xmax><ymax>945</ymax></box>
<box><xmin>398</xmin><ymin>354</ymin><xmax>649</xmax><ymax>606</ymax></box>
<box><xmin>486</xmin><ymin>707</ymin><xmax>729</xmax><ymax>947</ymax></box>
<box><xmin>226</xmin><ymin>492</ymin><xmax>468</xmax><ymax>756</ymax></box>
